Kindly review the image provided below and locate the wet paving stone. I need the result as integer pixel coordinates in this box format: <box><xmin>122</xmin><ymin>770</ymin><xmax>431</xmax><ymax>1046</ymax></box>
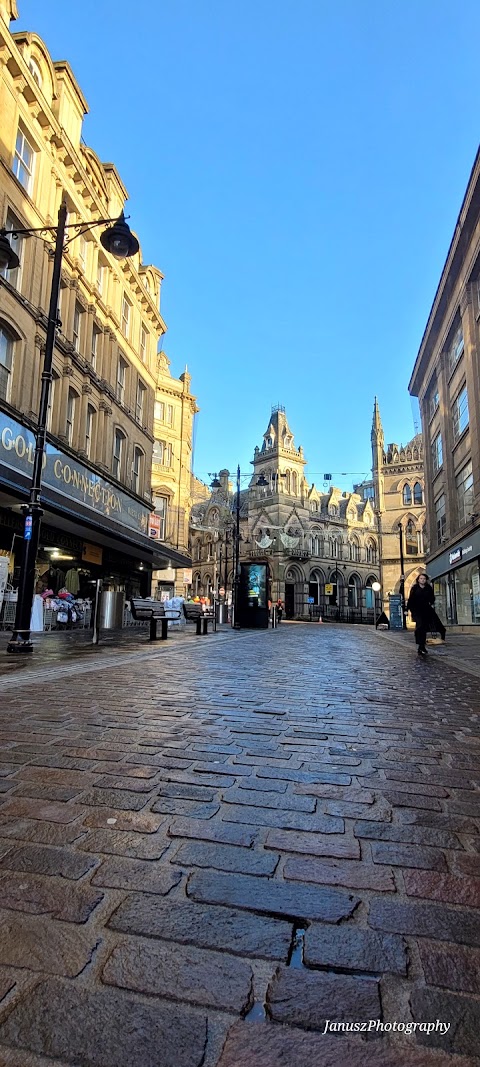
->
<box><xmin>370</xmin><ymin>842</ymin><xmax>448</xmax><ymax>871</ymax></box>
<box><xmin>404</xmin><ymin>870</ymin><xmax>480</xmax><ymax>907</ymax></box>
<box><xmin>0</xmin><ymin>799</ymin><xmax>85</xmax><ymax>824</ymax></box>
<box><xmin>368</xmin><ymin>898</ymin><xmax>480</xmax><ymax>947</ymax></box>
<box><xmin>82</xmin><ymin>809</ymin><xmax>165</xmax><ymax>833</ymax></box>
<box><xmin>0</xmin><ymin>870</ymin><xmax>103</xmax><ymax>922</ymax></box>
<box><xmin>418</xmin><ymin>941</ymin><xmax>480</xmax><ymax>994</ymax></box>
<box><xmin>172</xmin><ymin>840</ymin><xmax>279</xmax><ymax>875</ymax></box>
<box><xmin>78</xmin><ymin>828</ymin><xmax>169</xmax><ymax>860</ymax></box>
<box><xmin>353</xmin><ymin>822</ymin><xmax>461</xmax><ymax>849</ymax></box>
<box><xmin>0</xmin><ymin>909</ymin><xmax>99</xmax><ymax>975</ymax></box>
<box><xmin>410</xmin><ymin>986</ymin><xmax>480</xmax><ymax>1058</ymax></box>
<box><xmin>266</xmin><ymin>967</ymin><xmax>381</xmax><ymax>1030</ymax></box>
<box><xmin>0</xmin><ymin>818</ymin><xmax>85</xmax><ymax>845</ymax></box>
<box><xmin>80</xmin><ymin>789</ymin><xmax>151</xmax><ymax>811</ymax></box>
<box><xmin>216</xmin><ymin>1020</ymin><xmax>478</xmax><ymax>1067</ymax></box>
<box><xmin>102</xmin><ymin>937</ymin><xmax>253</xmax><ymax>1013</ymax></box>
<box><xmin>265</xmin><ymin>828</ymin><xmax>359</xmax><ymax>858</ymax></box>
<box><xmin>283</xmin><ymin>855</ymin><xmax>396</xmax><ymax>891</ymax></box>
<box><xmin>221</xmin><ymin>787</ymin><xmax>316</xmax><ymax>812</ymax></box>
<box><xmin>0</xmin><ymin>977</ymin><xmax>207</xmax><ymax>1067</ymax></box>
<box><xmin>304</xmin><ymin>923</ymin><xmax>408</xmax><ymax>975</ymax></box>
<box><xmin>222</xmin><ymin>807</ymin><xmax>344</xmax><ymax>832</ymax></box>
<box><xmin>91</xmin><ymin>857</ymin><xmax>182</xmax><ymax>894</ymax></box>
<box><xmin>0</xmin><ymin>843</ymin><xmax>96</xmax><ymax>880</ymax></box>
<box><xmin>167</xmin><ymin>816</ymin><xmax>257</xmax><ymax>846</ymax></box>
<box><xmin>187</xmin><ymin>869</ymin><xmax>359</xmax><ymax>921</ymax></box>
<box><xmin>108</xmin><ymin>894</ymin><xmax>292</xmax><ymax>959</ymax></box>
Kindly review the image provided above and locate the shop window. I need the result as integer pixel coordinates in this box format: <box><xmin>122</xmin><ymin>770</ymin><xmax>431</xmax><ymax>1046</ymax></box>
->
<box><xmin>456</xmin><ymin>460</ymin><xmax>474</xmax><ymax>526</ymax></box>
<box><xmin>452</xmin><ymin>384</ymin><xmax>469</xmax><ymax>442</ymax></box>
<box><xmin>403</xmin><ymin>484</ymin><xmax>412</xmax><ymax>506</ymax></box>
<box><xmin>0</xmin><ymin>210</ymin><xmax>24</xmax><ymax>290</ymax></box>
<box><xmin>13</xmin><ymin>125</ymin><xmax>35</xmax><ymax>195</ymax></box>
<box><xmin>0</xmin><ymin>324</ymin><xmax>15</xmax><ymax>402</ymax></box>
<box><xmin>432</xmin><ymin>431</ymin><xmax>443</xmax><ymax>474</ymax></box>
<box><xmin>113</xmin><ymin>428</ymin><xmax>125</xmax><ymax>480</ymax></box>
<box><xmin>413</xmin><ymin>482</ymin><xmax>423</xmax><ymax>505</ymax></box>
<box><xmin>435</xmin><ymin>493</ymin><xmax>446</xmax><ymax>545</ymax></box>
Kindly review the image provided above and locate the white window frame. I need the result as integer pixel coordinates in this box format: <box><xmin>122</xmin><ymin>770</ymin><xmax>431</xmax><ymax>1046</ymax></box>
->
<box><xmin>13</xmin><ymin>127</ymin><xmax>35</xmax><ymax>195</ymax></box>
<box><xmin>66</xmin><ymin>388</ymin><xmax>77</xmax><ymax>446</ymax></box>
<box><xmin>91</xmin><ymin>325</ymin><xmax>100</xmax><ymax>371</ymax></box>
<box><xmin>73</xmin><ymin>302</ymin><xmax>82</xmax><ymax>353</ymax></box>
<box><xmin>136</xmin><ymin>379</ymin><xmax>146</xmax><ymax>424</ymax></box>
<box><xmin>85</xmin><ymin>404</ymin><xmax>95</xmax><ymax>459</ymax></box>
<box><xmin>0</xmin><ymin>324</ymin><xmax>15</xmax><ymax>403</ymax></box>
<box><xmin>121</xmin><ymin>295</ymin><xmax>131</xmax><ymax>339</ymax></box>
<box><xmin>113</xmin><ymin>429</ymin><xmax>125</xmax><ymax>480</ymax></box>
<box><xmin>117</xmin><ymin>356</ymin><xmax>127</xmax><ymax>405</ymax></box>
<box><xmin>166</xmin><ymin>403</ymin><xmax>174</xmax><ymax>426</ymax></box>
<box><xmin>140</xmin><ymin>324</ymin><xmax>148</xmax><ymax>363</ymax></box>
<box><xmin>0</xmin><ymin>210</ymin><xmax>24</xmax><ymax>290</ymax></box>
<box><xmin>155</xmin><ymin>400</ymin><xmax>165</xmax><ymax>422</ymax></box>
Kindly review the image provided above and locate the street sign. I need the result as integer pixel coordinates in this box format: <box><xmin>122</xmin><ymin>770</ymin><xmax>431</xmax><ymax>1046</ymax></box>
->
<box><xmin>389</xmin><ymin>594</ymin><xmax>403</xmax><ymax>630</ymax></box>
<box><xmin>24</xmin><ymin>515</ymin><xmax>32</xmax><ymax>541</ymax></box>
<box><xmin>325</xmin><ymin>583</ymin><xmax>333</xmax><ymax>595</ymax></box>
<box><xmin>307</xmin><ymin>597</ymin><xmax>314</xmax><ymax>604</ymax></box>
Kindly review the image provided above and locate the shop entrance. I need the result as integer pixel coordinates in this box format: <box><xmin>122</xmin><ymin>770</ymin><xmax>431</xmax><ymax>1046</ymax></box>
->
<box><xmin>285</xmin><ymin>583</ymin><xmax>295</xmax><ymax>618</ymax></box>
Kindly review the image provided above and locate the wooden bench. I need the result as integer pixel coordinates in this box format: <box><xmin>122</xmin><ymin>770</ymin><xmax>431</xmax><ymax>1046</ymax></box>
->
<box><xmin>183</xmin><ymin>602</ymin><xmax>215</xmax><ymax>635</ymax></box>
<box><xmin>129</xmin><ymin>599</ymin><xmax>181</xmax><ymax>641</ymax></box>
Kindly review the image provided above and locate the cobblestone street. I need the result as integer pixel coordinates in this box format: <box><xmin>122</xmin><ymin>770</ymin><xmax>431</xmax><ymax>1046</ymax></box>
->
<box><xmin>0</xmin><ymin>623</ymin><xmax>479</xmax><ymax>1067</ymax></box>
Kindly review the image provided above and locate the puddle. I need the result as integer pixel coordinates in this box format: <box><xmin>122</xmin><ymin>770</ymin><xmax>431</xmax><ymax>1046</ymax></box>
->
<box><xmin>245</xmin><ymin>1000</ymin><xmax>266</xmax><ymax>1022</ymax></box>
<box><xmin>288</xmin><ymin>925</ymin><xmax>306</xmax><ymax>968</ymax></box>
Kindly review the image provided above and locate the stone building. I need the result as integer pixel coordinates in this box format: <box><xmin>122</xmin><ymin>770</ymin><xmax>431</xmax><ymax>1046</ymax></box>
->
<box><xmin>190</xmin><ymin>406</ymin><xmax>380</xmax><ymax>619</ymax></box>
<box><xmin>360</xmin><ymin>398</ymin><xmax>426</xmax><ymax>615</ymax></box>
<box><xmin>151</xmin><ymin>359</ymin><xmax>199</xmax><ymax>599</ymax></box>
<box><xmin>409</xmin><ymin>149</ymin><xmax>480</xmax><ymax>629</ymax></box>
<box><xmin>0</xmin><ymin>0</ymin><xmax>190</xmax><ymax>607</ymax></box>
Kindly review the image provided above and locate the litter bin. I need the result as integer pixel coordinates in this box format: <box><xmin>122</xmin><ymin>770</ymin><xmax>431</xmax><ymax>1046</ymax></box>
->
<box><xmin>216</xmin><ymin>602</ymin><xmax>226</xmax><ymax>624</ymax></box>
<box><xmin>99</xmin><ymin>590</ymin><xmax>124</xmax><ymax>629</ymax></box>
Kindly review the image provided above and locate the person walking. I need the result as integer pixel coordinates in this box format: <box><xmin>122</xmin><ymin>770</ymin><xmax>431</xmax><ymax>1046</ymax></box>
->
<box><xmin>406</xmin><ymin>573</ymin><xmax>446</xmax><ymax>658</ymax></box>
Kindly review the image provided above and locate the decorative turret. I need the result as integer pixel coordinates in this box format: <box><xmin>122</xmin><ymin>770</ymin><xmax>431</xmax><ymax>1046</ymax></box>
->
<box><xmin>371</xmin><ymin>397</ymin><xmax>385</xmax><ymax>513</ymax></box>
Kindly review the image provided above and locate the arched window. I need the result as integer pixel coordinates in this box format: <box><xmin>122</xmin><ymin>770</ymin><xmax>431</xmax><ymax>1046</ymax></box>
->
<box><xmin>285</xmin><ymin>470</ymin><xmax>291</xmax><ymax>493</ymax></box>
<box><xmin>0</xmin><ymin>323</ymin><xmax>15</xmax><ymax>402</ymax></box>
<box><xmin>66</xmin><ymin>387</ymin><xmax>78</xmax><ymax>447</ymax></box>
<box><xmin>348</xmin><ymin>574</ymin><xmax>361</xmax><ymax>608</ymax></box>
<box><xmin>28</xmin><ymin>57</ymin><xmax>43</xmax><ymax>88</ymax></box>
<box><xmin>193</xmin><ymin>572</ymin><xmax>201</xmax><ymax>595</ymax></box>
<box><xmin>366</xmin><ymin>539</ymin><xmax>377</xmax><ymax>564</ymax></box>
<box><xmin>349</xmin><ymin>537</ymin><xmax>360</xmax><ymax>562</ymax></box>
<box><xmin>292</xmin><ymin>471</ymin><xmax>298</xmax><ymax>495</ymax></box>
<box><xmin>331</xmin><ymin>538</ymin><xmax>338</xmax><ymax>558</ymax></box>
<box><xmin>413</xmin><ymin>482</ymin><xmax>423</xmax><ymax>506</ymax></box>
<box><xmin>405</xmin><ymin>520</ymin><xmax>417</xmax><ymax>555</ymax></box>
<box><xmin>403</xmin><ymin>484</ymin><xmax>412</xmax><ymax>506</ymax></box>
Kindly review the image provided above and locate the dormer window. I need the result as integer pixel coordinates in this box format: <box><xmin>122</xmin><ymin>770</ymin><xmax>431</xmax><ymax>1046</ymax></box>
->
<box><xmin>28</xmin><ymin>57</ymin><xmax>42</xmax><ymax>88</ymax></box>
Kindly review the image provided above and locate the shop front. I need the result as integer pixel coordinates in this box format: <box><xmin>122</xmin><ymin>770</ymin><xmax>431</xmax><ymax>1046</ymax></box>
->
<box><xmin>0</xmin><ymin>410</ymin><xmax>190</xmax><ymax>633</ymax></box>
<box><xmin>427</xmin><ymin>528</ymin><xmax>480</xmax><ymax>628</ymax></box>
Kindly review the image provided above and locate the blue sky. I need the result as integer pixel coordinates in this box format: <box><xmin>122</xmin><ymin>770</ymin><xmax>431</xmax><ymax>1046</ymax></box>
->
<box><xmin>16</xmin><ymin>0</ymin><xmax>480</xmax><ymax>494</ymax></box>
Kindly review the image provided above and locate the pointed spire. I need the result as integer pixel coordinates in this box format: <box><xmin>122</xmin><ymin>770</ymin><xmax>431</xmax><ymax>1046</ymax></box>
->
<box><xmin>372</xmin><ymin>396</ymin><xmax>383</xmax><ymax>433</ymax></box>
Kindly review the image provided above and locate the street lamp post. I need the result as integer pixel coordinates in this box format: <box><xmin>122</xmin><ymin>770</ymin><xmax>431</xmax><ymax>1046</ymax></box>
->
<box><xmin>372</xmin><ymin>580</ymin><xmax>381</xmax><ymax>628</ymax></box>
<box><xmin>0</xmin><ymin>202</ymin><xmax>139</xmax><ymax>653</ymax></box>
<box><xmin>233</xmin><ymin>464</ymin><xmax>241</xmax><ymax>629</ymax></box>
<box><xmin>398</xmin><ymin>523</ymin><xmax>407</xmax><ymax>629</ymax></box>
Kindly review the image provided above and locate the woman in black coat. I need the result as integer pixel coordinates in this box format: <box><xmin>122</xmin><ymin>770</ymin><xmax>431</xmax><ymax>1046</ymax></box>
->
<box><xmin>406</xmin><ymin>573</ymin><xmax>446</xmax><ymax>657</ymax></box>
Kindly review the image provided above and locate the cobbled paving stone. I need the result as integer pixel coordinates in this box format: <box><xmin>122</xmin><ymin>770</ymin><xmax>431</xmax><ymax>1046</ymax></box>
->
<box><xmin>0</xmin><ymin>623</ymin><xmax>479</xmax><ymax>1066</ymax></box>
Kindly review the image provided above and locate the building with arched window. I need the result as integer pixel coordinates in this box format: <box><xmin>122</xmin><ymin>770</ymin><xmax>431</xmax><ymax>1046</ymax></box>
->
<box><xmin>362</xmin><ymin>397</ymin><xmax>426</xmax><ymax>615</ymax></box>
<box><xmin>0</xmin><ymin>2</ymin><xmax>190</xmax><ymax>617</ymax></box>
<box><xmin>189</xmin><ymin>407</ymin><xmax>380</xmax><ymax>620</ymax></box>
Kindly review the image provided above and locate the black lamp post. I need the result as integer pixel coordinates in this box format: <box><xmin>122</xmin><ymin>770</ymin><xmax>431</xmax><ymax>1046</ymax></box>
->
<box><xmin>398</xmin><ymin>522</ymin><xmax>407</xmax><ymax>629</ymax></box>
<box><xmin>1</xmin><ymin>201</ymin><xmax>139</xmax><ymax>653</ymax></box>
